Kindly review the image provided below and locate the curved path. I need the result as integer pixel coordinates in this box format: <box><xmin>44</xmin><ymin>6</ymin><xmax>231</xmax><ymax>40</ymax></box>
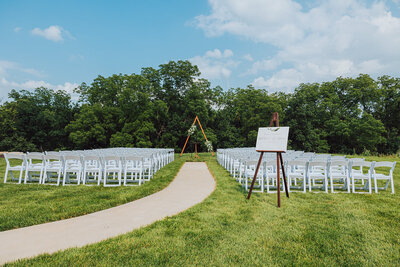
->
<box><xmin>0</xmin><ymin>162</ymin><xmax>215</xmax><ymax>265</ymax></box>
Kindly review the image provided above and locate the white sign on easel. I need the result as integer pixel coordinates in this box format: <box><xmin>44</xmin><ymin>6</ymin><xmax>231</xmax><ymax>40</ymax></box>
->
<box><xmin>255</xmin><ymin>127</ymin><xmax>289</xmax><ymax>152</ymax></box>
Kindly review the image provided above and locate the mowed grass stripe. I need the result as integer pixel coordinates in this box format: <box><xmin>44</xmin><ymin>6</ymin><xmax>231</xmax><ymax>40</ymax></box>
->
<box><xmin>0</xmin><ymin>155</ymin><xmax>185</xmax><ymax>231</ymax></box>
<box><xmin>7</xmin><ymin>153</ymin><xmax>400</xmax><ymax>266</ymax></box>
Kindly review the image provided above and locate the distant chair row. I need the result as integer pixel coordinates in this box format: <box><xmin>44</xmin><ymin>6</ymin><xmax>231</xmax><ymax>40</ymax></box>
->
<box><xmin>3</xmin><ymin>148</ymin><xmax>174</xmax><ymax>187</ymax></box>
<box><xmin>217</xmin><ymin>148</ymin><xmax>396</xmax><ymax>194</ymax></box>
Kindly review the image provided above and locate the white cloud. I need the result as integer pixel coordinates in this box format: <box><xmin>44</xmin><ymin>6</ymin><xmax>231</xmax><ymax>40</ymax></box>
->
<box><xmin>248</xmin><ymin>58</ymin><xmax>281</xmax><ymax>74</ymax></box>
<box><xmin>196</xmin><ymin>0</ymin><xmax>400</xmax><ymax>91</ymax></box>
<box><xmin>0</xmin><ymin>60</ymin><xmax>79</xmax><ymax>101</ymax></box>
<box><xmin>1</xmin><ymin>78</ymin><xmax>79</xmax><ymax>93</ymax></box>
<box><xmin>31</xmin><ymin>25</ymin><xmax>74</xmax><ymax>42</ymax></box>
<box><xmin>14</xmin><ymin>27</ymin><xmax>22</xmax><ymax>33</ymax></box>
<box><xmin>252</xmin><ymin>69</ymin><xmax>303</xmax><ymax>92</ymax></box>
<box><xmin>243</xmin><ymin>54</ymin><xmax>253</xmax><ymax>61</ymax></box>
<box><xmin>0</xmin><ymin>60</ymin><xmax>43</xmax><ymax>77</ymax></box>
<box><xmin>0</xmin><ymin>78</ymin><xmax>79</xmax><ymax>98</ymax></box>
<box><xmin>189</xmin><ymin>49</ymin><xmax>239</xmax><ymax>79</ymax></box>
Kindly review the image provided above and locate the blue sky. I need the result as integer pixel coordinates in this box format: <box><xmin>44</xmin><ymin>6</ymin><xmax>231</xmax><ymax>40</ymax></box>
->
<box><xmin>1</xmin><ymin>0</ymin><xmax>400</xmax><ymax>101</ymax></box>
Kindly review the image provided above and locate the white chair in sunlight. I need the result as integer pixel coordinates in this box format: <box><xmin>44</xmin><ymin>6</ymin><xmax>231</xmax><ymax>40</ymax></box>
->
<box><xmin>82</xmin><ymin>155</ymin><xmax>103</xmax><ymax>185</ymax></box>
<box><xmin>263</xmin><ymin>160</ymin><xmax>280</xmax><ymax>193</ymax></box>
<box><xmin>286</xmin><ymin>159</ymin><xmax>308</xmax><ymax>193</ymax></box>
<box><xmin>101</xmin><ymin>155</ymin><xmax>122</xmax><ymax>187</ymax></box>
<box><xmin>3</xmin><ymin>152</ymin><xmax>26</xmax><ymax>184</ymax></box>
<box><xmin>308</xmin><ymin>160</ymin><xmax>329</xmax><ymax>193</ymax></box>
<box><xmin>24</xmin><ymin>153</ymin><xmax>44</xmax><ymax>184</ymax></box>
<box><xmin>349</xmin><ymin>160</ymin><xmax>374</xmax><ymax>194</ymax></box>
<box><xmin>329</xmin><ymin>160</ymin><xmax>350</xmax><ymax>193</ymax></box>
<box><xmin>62</xmin><ymin>155</ymin><xmax>83</xmax><ymax>186</ymax></box>
<box><xmin>244</xmin><ymin>160</ymin><xmax>264</xmax><ymax>193</ymax></box>
<box><xmin>373</xmin><ymin>161</ymin><xmax>396</xmax><ymax>194</ymax></box>
<box><xmin>123</xmin><ymin>156</ymin><xmax>144</xmax><ymax>186</ymax></box>
<box><xmin>42</xmin><ymin>154</ymin><xmax>64</xmax><ymax>185</ymax></box>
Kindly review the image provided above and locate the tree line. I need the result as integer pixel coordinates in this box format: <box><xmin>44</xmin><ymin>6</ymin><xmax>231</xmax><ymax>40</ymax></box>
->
<box><xmin>0</xmin><ymin>60</ymin><xmax>399</xmax><ymax>155</ymax></box>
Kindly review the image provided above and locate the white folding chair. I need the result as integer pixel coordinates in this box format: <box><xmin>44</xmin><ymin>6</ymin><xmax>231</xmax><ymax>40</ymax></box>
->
<box><xmin>373</xmin><ymin>161</ymin><xmax>396</xmax><ymax>194</ymax></box>
<box><xmin>82</xmin><ymin>155</ymin><xmax>103</xmax><ymax>185</ymax></box>
<box><xmin>329</xmin><ymin>160</ymin><xmax>350</xmax><ymax>193</ymax></box>
<box><xmin>308</xmin><ymin>160</ymin><xmax>328</xmax><ymax>193</ymax></box>
<box><xmin>24</xmin><ymin>153</ymin><xmax>44</xmax><ymax>184</ymax></box>
<box><xmin>102</xmin><ymin>156</ymin><xmax>122</xmax><ymax>187</ymax></box>
<box><xmin>350</xmin><ymin>160</ymin><xmax>374</xmax><ymax>194</ymax></box>
<box><xmin>244</xmin><ymin>160</ymin><xmax>264</xmax><ymax>193</ymax></box>
<box><xmin>264</xmin><ymin>160</ymin><xmax>281</xmax><ymax>193</ymax></box>
<box><xmin>286</xmin><ymin>160</ymin><xmax>308</xmax><ymax>193</ymax></box>
<box><xmin>3</xmin><ymin>153</ymin><xmax>26</xmax><ymax>184</ymax></box>
<box><xmin>123</xmin><ymin>156</ymin><xmax>143</xmax><ymax>186</ymax></box>
<box><xmin>62</xmin><ymin>155</ymin><xmax>83</xmax><ymax>186</ymax></box>
<box><xmin>42</xmin><ymin>154</ymin><xmax>64</xmax><ymax>185</ymax></box>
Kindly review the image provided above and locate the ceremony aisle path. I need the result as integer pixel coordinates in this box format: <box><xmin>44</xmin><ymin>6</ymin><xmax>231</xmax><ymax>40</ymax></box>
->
<box><xmin>0</xmin><ymin>162</ymin><xmax>215</xmax><ymax>265</ymax></box>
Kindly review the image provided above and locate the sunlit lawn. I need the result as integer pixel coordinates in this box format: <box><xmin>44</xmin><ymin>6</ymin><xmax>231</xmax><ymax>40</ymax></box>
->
<box><xmin>4</xmin><ymin>153</ymin><xmax>399</xmax><ymax>266</ymax></box>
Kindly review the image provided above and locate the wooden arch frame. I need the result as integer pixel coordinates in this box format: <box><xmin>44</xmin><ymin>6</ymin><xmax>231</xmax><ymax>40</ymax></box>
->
<box><xmin>180</xmin><ymin>116</ymin><xmax>214</xmax><ymax>156</ymax></box>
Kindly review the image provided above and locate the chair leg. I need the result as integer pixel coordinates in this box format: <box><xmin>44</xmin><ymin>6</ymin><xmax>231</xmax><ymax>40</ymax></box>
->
<box><xmin>325</xmin><ymin>177</ymin><xmax>328</xmax><ymax>193</ymax></box>
<box><xmin>368</xmin><ymin>176</ymin><xmax>372</xmax><ymax>194</ymax></box>
<box><xmin>77</xmin><ymin>172</ymin><xmax>81</xmax><ymax>185</ymax></box>
<box><xmin>42</xmin><ymin>171</ymin><xmax>47</xmax><ymax>184</ymax></box>
<box><xmin>24</xmin><ymin>170</ymin><xmax>29</xmax><ymax>184</ymax></box>
<box><xmin>374</xmin><ymin>177</ymin><xmax>378</xmax><ymax>193</ymax></box>
<box><xmin>62</xmin><ymin>172</ymin><xmax>66</xmax><ymax>186</ymax></box>
<box><xmin>391</xmin><ymin>177</ymin><xmax>395</xmax><ymax>194</ymax></box>
<box><xmin>330</xmin><ymin>176</ymin><xmax>334</xmax><ymax>193</ymax></box>
<box><xmin>347</xmin><ymin>177</ymin><xmax>350</xmax><ymax>193</ymax></box>
<box><xmin>57</xmin><ymin>171</ymin><xmax>61</xmax><ymax>186</ymax></box>
<box><xmin>4</xmin><ymin>168</ymin><xmax>8</xmax><ymax>183</ymax></box>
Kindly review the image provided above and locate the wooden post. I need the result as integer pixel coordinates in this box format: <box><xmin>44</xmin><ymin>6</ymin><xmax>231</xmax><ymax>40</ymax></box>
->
<box><xmin>277</xmin><ymin>153</ymin><xmax>281</xmax><ymax>207</ymax></box>
<box><xmin>194</xmin><ymin>143</ymin><xmax>199</xmax><ymax>158</ymax></box>
<box><xmin>279</xmin><ymin>152</ymin><xmax>289</xmax><ymax>198</ymax></box>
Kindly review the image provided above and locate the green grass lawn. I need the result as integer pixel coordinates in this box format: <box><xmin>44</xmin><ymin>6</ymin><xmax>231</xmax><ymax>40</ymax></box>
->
<box><xmin>5</xmin><ymin>153</ymin><xmax>399</xmax><ymax>266</ymax></box>
<box><xmin>0</xmin><ymin>156</ymin><xmax>185</xmax><ymax>231</ymax></box>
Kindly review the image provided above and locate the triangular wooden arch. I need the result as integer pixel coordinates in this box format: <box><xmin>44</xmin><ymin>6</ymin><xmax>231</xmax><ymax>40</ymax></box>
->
<box><xmin>180</xmin><ymin>116</ymin><xmax>214</xmax><ymax>156</ymax></box>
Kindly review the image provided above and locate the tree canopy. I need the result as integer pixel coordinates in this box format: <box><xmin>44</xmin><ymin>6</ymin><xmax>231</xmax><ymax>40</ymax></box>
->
<box><xmin>0</xmin><ymin>60</ymin><xmax>398</xmax><ymax>155</ymax></box>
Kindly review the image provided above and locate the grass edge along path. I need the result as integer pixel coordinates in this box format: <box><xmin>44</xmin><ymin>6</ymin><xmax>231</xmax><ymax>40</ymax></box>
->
<box><xmin>0</xmin><ymin>155</ymin><xmax>186</xmax><ymax>231</ymax></box>
<box><xmin>8</xmin><ymin>153</ymin><xmax>400</xmax><ymax>266</ymax></box>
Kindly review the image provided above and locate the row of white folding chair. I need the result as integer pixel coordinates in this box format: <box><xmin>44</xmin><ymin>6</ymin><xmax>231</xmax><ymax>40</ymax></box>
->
<box><xmin>4</xmin><ymin>153</ymin><xmax>149</xmax><ymax>187</ymax></box>
<box><xmin>235</xmin><ymin>158</ymin><xmax>395</xmax><ymax>194</ymax></box>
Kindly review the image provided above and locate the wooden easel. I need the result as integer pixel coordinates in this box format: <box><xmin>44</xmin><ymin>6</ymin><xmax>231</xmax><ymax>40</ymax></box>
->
<box><xmin>246</xmin><ymin>112</ymin><xmax>289</xmax><ymax>208</ymax></box>
<box><xmin>180</xmin><ymin>116</ymin><xmax>214</xmax><ymax>156</ymax></box>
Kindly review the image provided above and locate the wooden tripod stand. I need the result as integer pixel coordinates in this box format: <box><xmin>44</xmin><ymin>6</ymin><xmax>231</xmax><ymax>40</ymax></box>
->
<box><xmin>246</xmin><ymin>112</ymin><xmax>289</xmax><ymax>208</ymax></box>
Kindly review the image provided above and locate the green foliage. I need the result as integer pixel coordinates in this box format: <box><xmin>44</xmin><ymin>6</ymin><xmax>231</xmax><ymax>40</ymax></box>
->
<box><xmin>0</xmin><ymin>61</ymin><xmax>398</xmax><ymax>154</ymax></box>
<box><xmin>0</xmin><ymin>88</ymin><xmax>75</xmax><ymax>151</ymax></box>
<box><xmin>286</xmin><ymin>75</ymin><xmax>391</xmax><ymax>154</ymax></box>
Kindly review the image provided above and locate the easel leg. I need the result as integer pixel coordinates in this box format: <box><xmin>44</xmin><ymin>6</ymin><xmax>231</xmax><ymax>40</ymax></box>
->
<box><xmin>246</xmin><ymin>152</ymin><xmax>264</xmax><ymax>200</ymax></box>
<box><xmin>279</xmin><ymin>152</ymin><xmax>289</xmax><ymax>198</ymax></box>
<box><xmin>277</xmin><ymin>153</ymin><xmax>281</xmax><ymax>208</ymax></box>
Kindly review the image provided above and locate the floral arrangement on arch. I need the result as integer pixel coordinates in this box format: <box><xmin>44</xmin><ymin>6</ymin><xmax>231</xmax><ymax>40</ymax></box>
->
<box><xmin>204</xmin><ymin>140</ymin><xmax>213</xmax><ymax>152</ymax></box>
<box><xmin>188</xmin><ymin>125</ymin><xmax>197</xmax><ymax>136</ymax></box>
